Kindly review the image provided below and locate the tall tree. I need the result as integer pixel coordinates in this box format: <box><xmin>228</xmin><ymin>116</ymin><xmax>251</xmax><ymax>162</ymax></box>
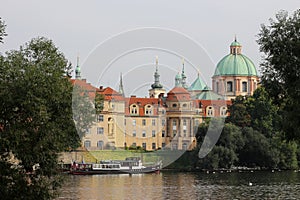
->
<box><xmin>226</xmin><ymin>96</ymin><xmax>251</xmax><ymax>127</ymax></box>
<box><xmin>257</xmin><ymin>9</ymin><xmax>300</xmax><ymax>140</ymax></box>
<box><xmin>0</xmin><ymin>17</ymin><xmax>7</xmax><ymax>43</ymax></box>
<box><xmin>0</xmin><ymin>37</ymin><xmax>79</xmax><ymax>199</ymax></box>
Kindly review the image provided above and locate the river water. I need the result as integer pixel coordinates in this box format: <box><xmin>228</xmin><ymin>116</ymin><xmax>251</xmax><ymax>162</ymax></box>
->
<box><xmin>57</xmin><ymin>171</ymin><xmax>300</xmax><ymax>199</ymax></box>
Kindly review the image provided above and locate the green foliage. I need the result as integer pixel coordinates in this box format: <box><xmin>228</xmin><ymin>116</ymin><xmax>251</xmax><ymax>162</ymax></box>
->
<box><xmin>226</xmin><ymin>96</ymin><xmax>251</xmax><ymax>127</ymax></box>
<box><xmin>239</xmin><ymin>127</ymin><xmax>278</xmax><ymax>169</ymax></box>
<box><xmin>247</xmin><ymin>87</ymin><xmax>279</xmax><ymax>137</ymax></box>
<box><xmin>258</xmin><ymin>9</ymin><xmax>300</xmax><ymax>140</ymax></box>
<box><xmin>95</xmin><ymin>92</ymin><xmax>104</xmax><ymax>114</ymax></box>
<box><xmin>0</xmin><ymin>17</ymin><xmax>7</xmax><ymax>43</ymax></box>
<box><xmin>0</xmin><ymin>37</ymin><xmax>79</xmax><ymax>199</ymax></box>
<box><xmin>72</xmin><ymin>85</ymin><xmax>96</xmax><ymax>140</ymax></box>
<box><xmin>195</xmin><ymin>123</ymin><xmax>243</xmax><ymax>169</ymax></box>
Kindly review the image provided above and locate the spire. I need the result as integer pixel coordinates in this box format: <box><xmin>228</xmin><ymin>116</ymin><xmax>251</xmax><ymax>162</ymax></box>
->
<box><xmin>151</xmin><ymin>56</ymin><xmax>163</xmax><ymax>89</ymax></box>
<box><xmin>118</xmin><ymin>73</ymin><xmax>125</xmax><ymax>97</ymax></box>
<box><xmin>175</xmin><ymin>72</ymin><xmax>182</xmax><ymax>87</ymax></box>
<box><xmin>75</xmin><ymin>55</ymin><xmax>81</xmax><ymax>79</ymax></box>
<box><xmin>181</xmin><ymin>57</ymin><xmax>188</xmax><ymax>89</ymax></box>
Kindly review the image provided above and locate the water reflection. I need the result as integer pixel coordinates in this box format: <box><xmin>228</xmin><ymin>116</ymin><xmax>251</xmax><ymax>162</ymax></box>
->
<box><xmin>57</xmin><ymin>171</ymin><xmax>300</xmax><ymax>199</ymax></box>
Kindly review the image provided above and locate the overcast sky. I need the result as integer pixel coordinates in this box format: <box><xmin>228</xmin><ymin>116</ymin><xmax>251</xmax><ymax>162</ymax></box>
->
<box><xmin>0</xmin><ymin>0</ymin><xmax>299</xmax><ymax>97</ymax></box>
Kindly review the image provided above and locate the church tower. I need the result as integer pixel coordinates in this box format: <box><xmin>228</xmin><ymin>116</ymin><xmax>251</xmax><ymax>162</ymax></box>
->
<box><xmin>212</xmin><ymin>37</ymin><xmax>259</xmax><ymax>100</ymax></box>
<box><xmin>149</xmin><ymin>56</ymin><xmax>166</xmax><ymax>98</ymax></box>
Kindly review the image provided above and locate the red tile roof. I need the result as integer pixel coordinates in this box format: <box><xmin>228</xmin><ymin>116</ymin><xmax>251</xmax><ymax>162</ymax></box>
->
<box><xmin>166</xmin><ymin>87</ymin><xmax>191</xmax><ymax>101</ymax></box>
<box><xmin>125</xmin><ymin>97</ymin><xmax>164</xmax><ymax>116</ymax></box>
<box><xmin>98</xmin><ymin>87</ymin><xmax>124</xmax><ymax>101</ymax></box>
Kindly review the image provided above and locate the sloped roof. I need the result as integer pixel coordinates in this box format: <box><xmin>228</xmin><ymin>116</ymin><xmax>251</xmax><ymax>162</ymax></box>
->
<box><xmin>188</xmin><ymin>74</ymin><xmax>207</xmax><ymax>91</ymax></box>
<box><xmin>166</xmin><ymin>87</ymin><xmax>191</xmax><ymax>101</ymax></box>
<box><xmin>195</xmin><ymin>89</ymin><xmax>224</xmax><ymax>100</ymax></box>
<box><xmin>98</xmin><ymin>87</ymin><xmax>124</xmax><ymax>101</ymax></box>
<box><xmin>125</xmin><ymin>97</ymin><xmax>164</xmax><ymax>116</ymax></box>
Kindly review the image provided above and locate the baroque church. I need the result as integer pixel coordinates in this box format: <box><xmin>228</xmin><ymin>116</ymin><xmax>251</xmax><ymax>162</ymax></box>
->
<box><xmin>72</xmin><ymin>38</ymin><xmax>259</xmax><ymax>151</ymax></box>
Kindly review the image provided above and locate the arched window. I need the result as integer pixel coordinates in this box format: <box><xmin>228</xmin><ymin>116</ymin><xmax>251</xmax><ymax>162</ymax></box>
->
<box><xmin>130</xmin><ymin>104</ymin><xmax>139</xmax><ymax>115</ymax></box>
<box><xmin>145</xmin><ymin>104</ymin><xmax>153</xmax><ymax>115</ymax></box>
<box><xmin>206</xmin><ymin>106</ymin><xmax>214</xmax><ymax>117</ymax></box>
<box><xmin>220</xmin><ymin>106</ymin><xmax>227</xmax><ymax>117</ymax></box>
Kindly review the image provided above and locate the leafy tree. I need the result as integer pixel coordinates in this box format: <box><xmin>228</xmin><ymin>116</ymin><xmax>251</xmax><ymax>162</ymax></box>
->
<box><xmin>72</xmin><ymin>85</ymin><xmax>97</xmax><ymax>140</ymax></box>
<box><xmin>0</xmin><ymin>17</ymin><xmax>7</xmax><ymax>43</ymax></box>
<box><xmin>196</xmin><ymin>122</ymin><xmax>243</xmax><ymax>169</ymax></box>
<box><xmin>226</xmin><ymin>96</ymin><xmax>251</xmax><ymax>127</ymax></box>
<box><xmin>238</xmin><ymin>127</ymin><xmax>278</xmax><ymax>169</ymax></box>
<box><xmin>257</xmin><ymin>9</ymin><xmax>300</xmax><ymax>140</ymax></box>
<box><xmin>247</xmin><ymin>87</ymin><xmax>279</xmax><ymax>137</ymax></box>
<box><xmin>0</xmin><ymin>37</ymin><xmax>79</xmax><ymax>199</ymax></box>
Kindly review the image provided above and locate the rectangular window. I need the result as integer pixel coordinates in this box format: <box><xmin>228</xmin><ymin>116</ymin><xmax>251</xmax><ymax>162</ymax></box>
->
<box><xmin>152</xmin><ymin>119</ymin><xmax>156</xmax><ymax>126</ymax></box>
<box><xmin>183</xmin><ymin>130</ymin><xmax>187</xmax><ymax>137</ymax></box>
<box><xmin>133</xmin><ymin>130</ymin><xmax>136</xmax><ymax>137</ymax></box>
<box><xmin>227</xmin><ymin>81</ymin><xmax>233</xmax><ymax>92</ymax></box>
<box><xmin>162</xmin><ymin>143</ymin><xmax>166</xmax><ymax>149</ymax></box>
<box><xmin>132</xmin><ymin>119</ymin><xmax>136</xmax><ymax>126</ymax></box>
<box><xmin>132</xmin><ymin>143</ymin><xmax>136</xmax><ymax>147</ymax></box>
<box><xmin>142</xmin><ymin>119</ymin><xmax>146</xmax><ymax>126</ymax></box>
<box><xmin>242</xmin><ymin>81</ymin><xmax>247</xmax><ymax>92</ymax></box>
<box><xmin>195</xmin><ymin>120</ymin><xmax>199</xmax><ymax>127</ymax></box>
<box><xmin>152</xmin><ymin>130</ymin><xmax>156</xmax><ymax>137</ymax></box>
<box><xmin>97</xmin><ymin>127</ymin><xmax>104</xmax><ymax>134</ymax></box>
<box><xmin>84</xmin><ymin>140</ymin><xmax>91</xmax><ymax>148</ymax></box>
<box><xmin>172</xmin><ymin>120</ymin><xmax>177</xmax><ymax>126</ymax></box>
<box><xmin>142</xmin><ymin>143</ymin><xmax>146</xmax><ymax>150</ymax></box>
<box><xmin>86</xmin><ymin>128</ymin><xmax>91</xmax><ymax>134</ymax></box>
<box><xmin>162</xmin><ymin>119</ymin><xmax>166</xmax><ymax>126</ymax></box>
<box><xmin>97</xmin><ymin>115</ymin><xmax>104</xmax><ymax>122</ymax></box>
<box><xmin>172</xmin><ymin>143</ymin><xmax>178</xmax><ymax>150</ymax></box>
<box><xmin>172</xmin><ymin>119</ymin><xmax>177</xmax><ymax>130</ymax></box>
<box><xmin>142</xmin><ymin>130</ymin><xmax>146</xmax><ymax>137</ymax></box>
<box><xmin>152</xmin><ymin>143</ymin><xmax>156</xmax><ymax>150</ymax></box>
<box><xmin>173</xmin><ymin>130</ymin><xmax>177</xmax><ymax>137</ymax></box>
<box><xmin>162</xmin><ymin>130</ymin><xmax>165</xmax><ymax>137</ymax></box>
<box><xmin>97</xmin><ymin>141</ymin><xmax>104</xmax><ymax>148</ymax></box>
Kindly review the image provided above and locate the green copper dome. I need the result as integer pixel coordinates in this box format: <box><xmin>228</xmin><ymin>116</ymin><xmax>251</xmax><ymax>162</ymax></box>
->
<box><xmin>230</xmin><ymin>41</ymin><xmax>241</xmax><ymax>46</ymax></box>
<box><xmin>214</xmin><ymin>39</ymin><xmax>258</xmax><ymax>77</ymax></box>
<box><xmin>195</xmin><ymin>89</ymin><xmax>224</xmax><ymax>100</ymax></box>
<box><xmin>188</xmin><ymin>74</ymin><xmax>207</xmax><ymax>91</ymax></box>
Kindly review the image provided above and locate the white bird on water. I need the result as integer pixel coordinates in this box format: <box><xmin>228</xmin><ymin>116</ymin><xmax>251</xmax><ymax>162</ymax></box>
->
<box><xmin>249</xmin><ymin>182</ymin><xmax>253</xmax><ymax>186</ymax></box>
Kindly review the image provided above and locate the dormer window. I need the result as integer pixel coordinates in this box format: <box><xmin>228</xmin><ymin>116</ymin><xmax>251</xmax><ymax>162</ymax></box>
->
<box><xmin>145</xmin><ymin>104</ymin><xmax>153</xmax><ymax>115</ymax></box>
<box><xmin>206</xmin><ymin>106</ymin><xmax>214</xmax><ymax>117</ymax></box>
<box><xmin>130</xmin><ymin>104</ymin><xmax>139</xmax><ymax>115</ymax></box>
<box><xmin>220</xmin><ymin>106</ymin><xmax>227</xmax><ymax>117</ymax></box>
